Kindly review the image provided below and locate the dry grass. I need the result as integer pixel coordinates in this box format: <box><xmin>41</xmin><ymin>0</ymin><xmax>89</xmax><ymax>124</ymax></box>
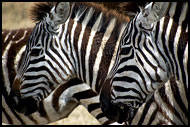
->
<box><xmin>2</xmin><ymin>2</ymin><xmax>100</xmax><ymax>125</ymax></box>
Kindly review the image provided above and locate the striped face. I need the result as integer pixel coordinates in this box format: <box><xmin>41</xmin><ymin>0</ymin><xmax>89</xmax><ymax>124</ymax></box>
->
<box><xmin>100</xmin><ymin>2</ymin><xmax>171</xmax><ymax>123</ymax></box>
<box><xmin>10</xmin><ymin>3</ymin><xmax>74</xmax><ymax>115</ymax></box>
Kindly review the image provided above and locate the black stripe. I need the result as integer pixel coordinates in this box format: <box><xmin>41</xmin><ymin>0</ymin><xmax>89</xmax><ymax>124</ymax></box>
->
<box><xmin>132</xmin><ymin>17</ymin><xmax>138</xmax><ymax>48</ymax></box>
<box><xmin>87</xmin><ymin>8</ymin><xmax>101</xmax><ymax>29</ymax></box>
<box><xmin>113</xmin><ymin>85</ymin><xmax>144</xmax><ymax>100</ymax></box>
<box><xmin>73</xmin><ymin>89</ymin><xmax>97</xmax><ymax>101</ymax></box>
<box><xmin>87</xmin><ymin>103</ymin><xmax>100</xmax><ymax>113</ymax></box>
<box><xmin>60</xmin><ymin>34</ymin><xmax>75</xmax><ymax>71</ymax></box>
<box><xmin>81</xmin><ymin>27</ymin><xmax>90</xmax><ymax>83</ymax></box>
<box><xmin>115</xmin><ymin>95</ymin><xmax>141</xmax><ymax>101</ymax></box>
<box><xmin>96</xmin><ymin>113</ymin><xmax>105</xmax><ymax>120</ymax></box>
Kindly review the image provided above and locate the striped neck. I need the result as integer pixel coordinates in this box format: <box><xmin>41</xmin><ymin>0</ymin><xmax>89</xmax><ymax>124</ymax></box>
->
<box><xmin>56</xmin><ymin>2</ymin><xmax>129</xmax><ymax>92</ymax></box>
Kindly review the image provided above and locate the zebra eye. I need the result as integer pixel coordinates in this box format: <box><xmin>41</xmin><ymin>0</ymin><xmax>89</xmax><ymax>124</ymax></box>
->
<box><xmin>30</xmin><ymin>48</ymin><xmax>41</xmax><ymax>57</ymax></box>
<box><xmin>142</xmin><ymin>9</ymin><xmax>149</xmax><ymax>17</ymax></box>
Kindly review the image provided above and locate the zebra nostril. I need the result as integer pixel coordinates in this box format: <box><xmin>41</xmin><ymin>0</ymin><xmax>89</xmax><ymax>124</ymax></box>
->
<box><xmin>10</xmin><ymin>78</ymin><xmax>39</xmax><ymax>115</ymax></box>
<box><xmin>9</xmin><ymin>95</ymin><xmax>39</xmax><ymax>116</ymax></box>
<box><xmin>9</xmin><ymin>90</ymin><xmax>20</xmax><ymax>109</ymax></box>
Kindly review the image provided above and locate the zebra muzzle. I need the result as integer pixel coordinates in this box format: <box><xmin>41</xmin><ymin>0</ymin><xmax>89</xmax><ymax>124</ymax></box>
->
<box><xmin>9</xmin><ymin>91</ymin><xmax>39</xmax><ymax>116</ymax></box>
<box><xmin>100</xmin><ymin>79</ymin><xmax>128</xmax><ymax>123</ymax></box>
<box><xmin>10</xmin><ymin>78</ymin><xmax>39</xmax><ymax>115</ymax></box>
<box><xmin>100</xmin><ymin>79</ymin><xmax>138</xmax><ymax>123</ymax></box>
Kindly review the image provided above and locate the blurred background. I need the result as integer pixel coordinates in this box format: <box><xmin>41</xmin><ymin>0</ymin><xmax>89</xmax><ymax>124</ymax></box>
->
<box><xmin>2</xmin><ymin>2</ymin><xmax>100</xmax><ymax>125</ymax></box>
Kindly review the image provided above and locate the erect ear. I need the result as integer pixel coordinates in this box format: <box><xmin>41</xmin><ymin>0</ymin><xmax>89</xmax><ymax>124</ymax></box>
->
<box><xmin>137</xmin><ymin>2</ymin><xmax>170</xmax><ymax>30</ymax></box>
<box><xmin>47</xmin><ymin>2</ymin><xmax>71</xmax><ymax>28</ymax></box>
<box><xmin>150</xmin><ymin>2</ymin><xmax>170</xmax><ymax>22</ymax></box>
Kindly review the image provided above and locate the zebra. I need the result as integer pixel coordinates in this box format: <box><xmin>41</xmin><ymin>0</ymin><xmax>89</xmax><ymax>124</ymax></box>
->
<box><xmin>8</xmin><ymin>1</ymin><xmax>188</xmax><ymax>125</ymax></box>
<box><xmin>2</xmin><ymin>28</ymin><xmax>116</xmax><ymax>125</ymax></box>
<box><xmin>100</xmin><ymin>2</ymin><xmax>188</xmax><ymax>124</ymax></box>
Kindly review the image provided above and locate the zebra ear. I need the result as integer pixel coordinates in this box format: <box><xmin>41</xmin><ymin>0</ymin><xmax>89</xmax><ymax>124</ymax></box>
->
<box><xmin>48</xmin><ymin>2</ymin><xmax>71</xmax><ymax>28</ymax></box>
<box><xmin>137</xmin><ymin>2</ymin><xmax>169</xmax><ymax>30</ymax></box>
<box><xmin>149</xmin><ymin>2</ymin><xmax>170</xmax><ymax>21</ymax></box>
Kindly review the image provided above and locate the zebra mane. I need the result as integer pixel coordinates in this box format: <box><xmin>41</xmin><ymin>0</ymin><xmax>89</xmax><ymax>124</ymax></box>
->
<box><xmin>30</xmin><ymin>2</ymin><xmax>130</xmax><ymax>23</ymax></box>
<box><xmin>74</xmin><ymin>2</ymin><xmax>130</xmax><ymax>23</ymax></box>
<box><xmin>30</xmin><ymin>2</ymin><xmax>55</xmax><ymax>22</ymax></box>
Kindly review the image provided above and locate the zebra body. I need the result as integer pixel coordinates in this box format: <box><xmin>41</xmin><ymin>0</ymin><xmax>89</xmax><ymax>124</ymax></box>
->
<box><xmin>100</xmin><ymin>2</ymin><xmax>188</xmax><ymax>124</ymax></box>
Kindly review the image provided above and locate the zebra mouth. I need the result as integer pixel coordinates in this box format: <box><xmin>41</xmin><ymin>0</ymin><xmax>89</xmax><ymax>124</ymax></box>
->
<box><xmin>116</xmin><ymin>102</ymin><xmax>137</xmax><ymax>124</ymax></box>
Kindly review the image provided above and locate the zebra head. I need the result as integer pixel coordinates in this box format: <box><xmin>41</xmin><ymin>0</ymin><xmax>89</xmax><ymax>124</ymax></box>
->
<box><xmin>100</xmin><ymin>2</ymin><xmax>170</xmax><ymax>123</ymax></box>
<box><xmin>10</xmin><ymin>2</ymin><xmax>73</xmax><ymax>115</ymax></box>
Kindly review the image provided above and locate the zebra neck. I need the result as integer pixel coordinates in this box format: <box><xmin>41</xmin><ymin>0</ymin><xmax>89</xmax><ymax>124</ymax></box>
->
<box><xmin>60</xmin><ymin>3</ymin><xmax>128</xmax><ymax>93</ymax></box>
<box><xmin>153</xmin><ymin>15</ymin><xmax>188</xmax><ymax>87</ymax></box>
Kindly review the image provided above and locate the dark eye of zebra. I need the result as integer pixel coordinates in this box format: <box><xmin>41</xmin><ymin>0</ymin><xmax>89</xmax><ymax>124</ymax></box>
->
<box><xmin>142</xmin><ymin>9</ymin><xmax>149</xmax><ymax>17</ymax></box>
<box><xmin>30</xmin><ymin>48</ymin><xmax>41</xmax><ymax>57</ymax></box>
